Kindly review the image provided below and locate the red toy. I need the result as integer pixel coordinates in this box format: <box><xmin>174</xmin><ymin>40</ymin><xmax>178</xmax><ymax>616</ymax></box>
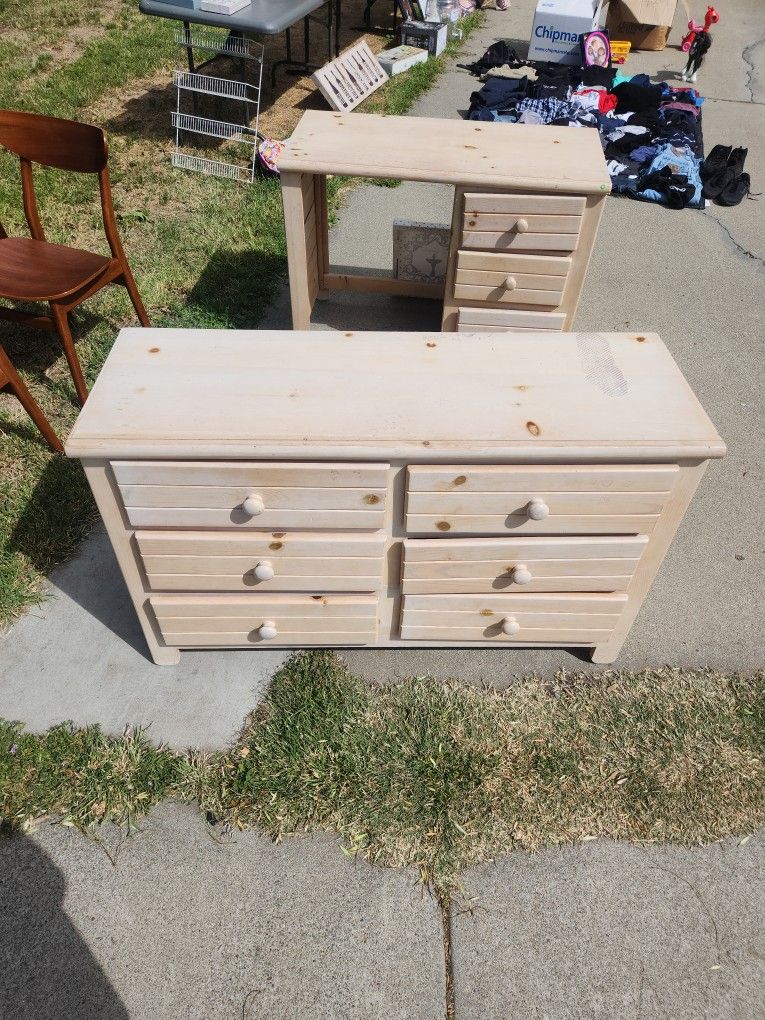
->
<box><xmin>681</xmin><ymin>6</ymin><xmax>719</xmax><ymax>53</ymax></box>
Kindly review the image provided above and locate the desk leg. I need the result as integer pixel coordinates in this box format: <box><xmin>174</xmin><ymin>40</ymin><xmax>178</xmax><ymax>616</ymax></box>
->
<box><xmin>282</xmin><ymin>171</ymin><xmax>317</xmax><ymax>330</ymax></box>
<box><xmin>314</xmin><ymin>173</ymin><xmax>330</xmax><ymax>298</ymax></box>
<box><xmin>440</xmin><ymin>185</ymin><xmax>465</xmax><ymax>332</ymax></box>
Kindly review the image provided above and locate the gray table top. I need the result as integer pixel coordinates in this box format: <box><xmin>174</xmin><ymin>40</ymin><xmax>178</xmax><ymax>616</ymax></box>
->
<box><xmin>139</xmin><ymin>0</ymin><xmax>326</xmax><ymax>35</ymax></box>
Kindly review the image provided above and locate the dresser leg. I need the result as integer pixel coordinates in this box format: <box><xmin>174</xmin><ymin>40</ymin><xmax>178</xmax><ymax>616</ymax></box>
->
<box><xmin>590</xmin><ymin>642</ymin><xmax>621</xmax><ymax>664</ymax></box>
<box><xmin>82</xmin><ymin>460</ymin><xmax>183</xmax><ymax>668</ymax></box>
<box><xmin>151</xmin><ymin>646</ymin><xmax>182</xmax><ymax>666</ymax></box>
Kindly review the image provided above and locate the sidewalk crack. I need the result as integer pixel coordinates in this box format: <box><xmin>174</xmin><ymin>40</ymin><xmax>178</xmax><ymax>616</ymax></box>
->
<box><xmin>701</xmin><ymin>210</ymin><xmax>764</xmax><ymax>265</ymax></box>
<box><xmin>742</xmin><ymin>36</ymin><xmax>765</xmax><ymax>104</ymax></box>
<box><xmin>438</xmin><ymin>890</ymin><xmax>456</xmax><ymax>1019</ymax></box>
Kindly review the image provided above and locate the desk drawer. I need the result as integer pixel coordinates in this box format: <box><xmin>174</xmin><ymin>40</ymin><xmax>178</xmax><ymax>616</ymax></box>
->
<box><xmin>136</xmin><ymin>530</ymin><xmax>386</xmax><ymax>592</ymax></box>
<box><xmin>113</xmin><ymin>461</ymin><xmax>389</xmax><ymax>529</ymax></box>
<box><xmin>400</xmin><ymin>593</ymin><xmax>626</xmax><ymax>643</ymax></box>
<box><xmin>456</xmin><ymin>249</ymin><xmax>572</xmax><ymax>280</ymax></box>
<box><xmin>457</xmin><ymin>307</ymin><xmax>565</xmax><ymax>332</ymax></box>
<box><xmin>151</xmin><ymin>593</ymin><xmax>378</xmax><ymax>646</ymax></box>
<box><xmin>463</xmin><ymin>193</ymin><xmax>586</xmax><ymax>218</ymax></box>
<box><xmin>453</xmin><ymin>280</ymin><xmax>563</xmax><ymax>308</ymax></box>
<box><xmin>461</xmin><ymin>228</ymin><xmax>579</xmax><ymax>253</ymax></box>
<box><xmin>401</xmin><ymin>536</ymin><xmax>648</xmax><ymax>594</ymax></box>
<box><xmin>405</xmin><ymin>464</ymin><xmax>677</xmax><ymax>536</ymax></box>
<box><xmin>461</xmin><ymin>191</ymin><xmax>581</xmax><ymax>251</ymax></box>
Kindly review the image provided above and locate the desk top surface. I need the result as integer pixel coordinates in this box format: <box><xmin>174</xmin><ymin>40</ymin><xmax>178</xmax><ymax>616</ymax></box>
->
<box><xmin>279</xmin><ymin>111</ymin><xmax>612</xmax><ymax>193</ymax></box>
<box><xmin>139</xmin><ymin>0</ymin><xmax>324</xmax><ymax>34</ymax></box>
<box><xmin>67</xmin><ymin>330</ymin><xmax>724</xmax><ymax>462</ymax></box>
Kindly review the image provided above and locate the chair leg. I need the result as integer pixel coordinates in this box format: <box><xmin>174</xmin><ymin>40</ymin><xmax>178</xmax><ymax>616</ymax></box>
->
<box><xmin>119</xmin><ymin>264</ymin><xmax>151</xmax><ymax>327</ymax></box>
<box><xmin>0</xmin><ymin>356</ymin><xmax>63</xmax><ymax>453</ymax></box>
<box><xmin>49</xmin><ymin>304</ymin><xmax>89</xmax><ymax>406</ymax></box>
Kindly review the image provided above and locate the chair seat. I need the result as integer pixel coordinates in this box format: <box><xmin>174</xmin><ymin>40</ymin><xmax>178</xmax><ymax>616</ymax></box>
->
<box><xmin>0</xmin><ymin>236</ymin><xmax>112</xmax><ymax>301</ymax></box>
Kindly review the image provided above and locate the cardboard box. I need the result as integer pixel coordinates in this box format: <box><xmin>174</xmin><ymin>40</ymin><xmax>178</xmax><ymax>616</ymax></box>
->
<box><xmin>378</xmin><ymin>44</ymin><xmax>429</xmax><ymax>77</ymax></box>
<box><xmin>399</xmin><ymin>20</ymin><xmax>448</xmax><ymax>57</ymax></box>
<box><xmin>527</xmin><ymin>0</ymin><xmax>603</xmax><ymax>65</ymax></box>
<box><xmin>605</xmin><ymin>0</ymin><xmax>677</xmax><ymax>51</ymax></box>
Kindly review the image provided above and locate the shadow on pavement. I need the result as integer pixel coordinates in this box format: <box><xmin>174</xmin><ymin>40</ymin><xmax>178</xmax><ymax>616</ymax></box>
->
<box><xmin>0</xmin><ymin>829</ymin><xmax>129</xmax><ymax>1019</ymax></box>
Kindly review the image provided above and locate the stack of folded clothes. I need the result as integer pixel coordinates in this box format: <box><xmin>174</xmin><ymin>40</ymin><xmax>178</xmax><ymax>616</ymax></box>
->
<box><xmin>463</xmin><ymin>48</ymin><xmax>713</xmax><ymax>210</ymax></box>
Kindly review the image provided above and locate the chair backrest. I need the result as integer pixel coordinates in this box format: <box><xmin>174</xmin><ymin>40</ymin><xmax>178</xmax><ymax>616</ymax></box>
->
<box><xmin>0</xmin><ymin>109</ymin><xmax>108</xmax><ymax>173</ymax></box>
<box><xmin>0</xmin><ymin>109</ymin><xmax>124</xmax><ymax>257</ymax></box>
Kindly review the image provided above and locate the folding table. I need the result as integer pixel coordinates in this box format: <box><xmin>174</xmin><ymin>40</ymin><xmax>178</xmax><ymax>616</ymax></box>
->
<box><xmin>139</xmin><ymin>0</ymin><xmax>342</xmax><ymax>85</ymax></box>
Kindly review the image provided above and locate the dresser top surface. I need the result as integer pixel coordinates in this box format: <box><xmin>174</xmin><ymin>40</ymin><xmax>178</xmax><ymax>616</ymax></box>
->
<box><xmin>66</xmin><ymin>329</ymin><xmax>724</xmax><ymax>461</ymax></box>
<box><xmin>279</xmin><ymin>111</ymin><xmax>611</xmax><ymax>194</ymax></box>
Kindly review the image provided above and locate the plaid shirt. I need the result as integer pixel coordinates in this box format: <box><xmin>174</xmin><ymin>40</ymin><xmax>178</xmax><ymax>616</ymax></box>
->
<box><xmin>516</xmin><ymin>97</ymin><xmax>574</xmax><ymax>124</ymax></box>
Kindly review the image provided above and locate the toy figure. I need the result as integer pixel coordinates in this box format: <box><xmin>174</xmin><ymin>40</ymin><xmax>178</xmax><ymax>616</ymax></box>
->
<box><xmin>681</xmin><ymin>6</ymin><xmax>719</xmax><ymax>53</ymax></box>
<box><xmin>680</xmin><ymin>29</ymin><xmax>712</xmax><ymax>82</ymax></box>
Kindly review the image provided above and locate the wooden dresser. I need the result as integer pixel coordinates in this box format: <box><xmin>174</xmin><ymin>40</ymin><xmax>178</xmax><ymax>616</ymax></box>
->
<box><xmin>66</xmin><ymin>329</ymin><xmax>724</xmax><ymax>665</ymax></box>
<box><xmin>279</xmin><ymin>112</ymin><xmax>611</xmax><ymax>333</ymax></box>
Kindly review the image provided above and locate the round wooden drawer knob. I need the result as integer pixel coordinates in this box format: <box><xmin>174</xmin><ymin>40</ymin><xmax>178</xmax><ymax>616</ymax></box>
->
<box><xmin>526</xmin><ymin>498</ymin><xmax>549</xmax><ymax>521</ymax></box>
<box><xmin>515</xmin><ymin>218</ymin><xmax>529</xmax><ymax>233</ymax></box>
<box><xmin>253</xmin><ymin>560</ymin><xmax>275</xmax><ymax>581</ymax></box>
<box><xmin>503</xmin><ymin>275</ymin><xmax>517</xmax><ymax>291</ymax></box>
<box><xmin>258</xmin><ymin>620</ymin><xmax>278</xmax><ymax>640</ymax></box>
<box><xmin>501</xmin><ymin>616</ymin><xmax>520</xmax><ymax>636</ymax></box>
<box><xmin>513</xmin><ymin>564</ymin><xmax>532</xmax><ymax>585</ymax></box>
<box><xmin>242</xmin><ymin>494</ymin><xmax>264</xmax><ymax>516</ymax></box>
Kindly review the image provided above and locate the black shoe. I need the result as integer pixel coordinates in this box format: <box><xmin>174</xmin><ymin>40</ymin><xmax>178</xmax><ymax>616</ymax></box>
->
<box><xmin>717</xmin><ymin>172</ymin><xmax>751</xmax><ymax>207</ymax></box>
<box><xmin>726</xmin><ymin>146</ymin><xmax>748</xmax><ymax>177</ymax></box>
<box><xmin>700</xmin><ymin>144</ymin><xmax>731</xmax><ymax>183</ymax></box>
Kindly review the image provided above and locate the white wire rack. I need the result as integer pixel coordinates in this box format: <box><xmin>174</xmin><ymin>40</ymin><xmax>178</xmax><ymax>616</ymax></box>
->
<box><xmin>171</xmin><ymin>152</ymin><xmax>253</xmax><ymax>183</ymax></box>
<box><xmin>174</xmin><ymin>28</ymin><xmax>261</xmax><ymax>61</ymax></box>
<box><xmin>170</xmin><ymin>36</ymin><xmax>264</xmax><ymax>183</ymax></box>
<box><xmin>171</xmin><ymin>112</ymin><xmax>257</xmax><ymax>143</ymax></box>
<box><xmin>173</xmin><ymin>69</ymin><xmax>260</xmax><ymax>103</ymax></box>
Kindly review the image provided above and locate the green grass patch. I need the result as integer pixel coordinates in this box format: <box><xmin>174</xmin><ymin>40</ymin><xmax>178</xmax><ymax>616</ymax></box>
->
<box><xmin>3</xmin><ymin>654</ymin><xmax>764</xmax><ymax>898</ymax></box>
<box><xmin>0</xmin><ymin>718</ymin><xmax>181</xmax><ymax>834</ymax></box>
<box><xmin>0</xmin><ymin>5</ymin><xmax>483</xmax><ymax>624</ymax></box>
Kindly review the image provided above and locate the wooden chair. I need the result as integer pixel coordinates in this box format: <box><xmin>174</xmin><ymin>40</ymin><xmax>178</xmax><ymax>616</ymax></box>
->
<box><xmin>0</xmin><ymin>344</ymin><xmax>62</xmax><ymax>452</ymax></box>
<box><xmin>0</xmin><ymin>110</ymin><xmax>150</xmax><ymax>406</ymax></box>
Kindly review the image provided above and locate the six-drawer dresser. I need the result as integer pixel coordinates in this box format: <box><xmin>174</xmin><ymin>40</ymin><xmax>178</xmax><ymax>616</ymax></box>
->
<box><xmin>66</xmin><ymin>329</ymin><xmax>725</xmax><ymax>665</ymax></box>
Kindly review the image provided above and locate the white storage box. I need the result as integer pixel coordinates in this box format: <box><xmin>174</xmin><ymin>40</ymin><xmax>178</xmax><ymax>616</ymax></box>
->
<box><xmin>378</xmin><ymin>44</ymin><xmax>429</xmax><ymax>77</ymax></box>
<box><xmin>199</xmin><ymin>0</ymin><xmax>249</xmax><ymax>14</ymax></box>
<box><xmin>528</xmin><ymin>0</ymin><xmax>603</xmax><ymax>64</ymax></box>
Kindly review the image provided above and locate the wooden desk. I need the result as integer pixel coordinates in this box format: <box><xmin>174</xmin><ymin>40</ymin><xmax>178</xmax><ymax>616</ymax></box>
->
<box><xmin>66</xmin><ymin>329</ymin><xmax>724</xmax><ymax>665</ymax></box>
<box><xmin>279</xmin><ymin>111</ymin><xmax>611</xmax><ymax>331</ymax></box>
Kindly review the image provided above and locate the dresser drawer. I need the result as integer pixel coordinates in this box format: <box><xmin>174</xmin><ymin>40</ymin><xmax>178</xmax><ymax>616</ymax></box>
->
<box><xmin>401</xmin><ymin>536</ymin><xmax>648</xmax><ymax>594</ymax></box>
<box><xmin>112</xmin><ymin>461</ymin><xmax>389</xmax><ymax>529</ymax></box>
<box><xmin>151</xmin><ymin>593</ymin><xmax>378</xmax><ymax>646</ymax></box>
<box><xmin>400</xmin><ymin>593</ymin><xmax>626</xmax><ymax>643</ymax></box>
<box><xmin>405</xmin><ymin>464</ymin><xmax>677</xmax><ymax>535</ymax></box>
<box><xmin>457</xmin><ymin>307</ymin><xmax>565</xmax><ymax>332</ymax></box>
<box><xmin>136</xmin><ymin>530</ymin><xmax>386</xmax><ymax>592</ymax></box>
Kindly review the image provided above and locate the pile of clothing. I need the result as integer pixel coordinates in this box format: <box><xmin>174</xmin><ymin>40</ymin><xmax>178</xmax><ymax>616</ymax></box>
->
<box><xmin>462</xmin><ymin>44</ymin><xmax>708</xmax><ymax>210</ymax></box>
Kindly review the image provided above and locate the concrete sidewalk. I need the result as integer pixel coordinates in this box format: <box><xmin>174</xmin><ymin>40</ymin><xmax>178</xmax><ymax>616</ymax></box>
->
<box><xmin>1</xmin><ymin>3</ymin><xmax>763</xmax><ymax>745</ymax></box>
<box><xmin>1</xmin><ymin>802</ymin><xmax>763</xmax><ymax>1019</ymax></box>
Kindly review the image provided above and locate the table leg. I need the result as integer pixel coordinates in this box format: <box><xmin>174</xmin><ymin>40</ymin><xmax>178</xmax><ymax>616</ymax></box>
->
<box><xmin>334</xmin><ymin>0</ymin><xmax>342</xmax><ymax>55</ymax></box>
<box><xmin>183</xmin><ymin>20</ymin><xmax>195</xmax><ymax>73</ymax></box>
<box><xmin>282</xmin><ymin>171</ymin><xmax>316</xmax><ymax>330</ymax></box>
